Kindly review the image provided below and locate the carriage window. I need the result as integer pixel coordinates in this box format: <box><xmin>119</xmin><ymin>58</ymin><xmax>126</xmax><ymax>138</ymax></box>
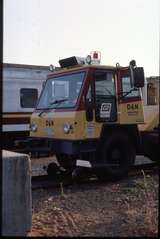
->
<box><xmin>20</xmin><ymin>88</ymin><xmax>38</xmax><ymax>108</ymax></box>
<box><xmin>52</xmin><ymin>81</ymin><xmax>69</xmax><ymax>98</ymax></box>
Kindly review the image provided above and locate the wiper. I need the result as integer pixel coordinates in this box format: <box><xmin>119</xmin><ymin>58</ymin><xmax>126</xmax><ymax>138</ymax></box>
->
<box><xmin>38</xmin><ymin>99</ymin><xmax>68</xmax><ymax>117</ymax></box>
<box><xmin>49</xmin><ymin>98</ymin><xmax>68</xmax><ymax>105</ymax></box>
<box><xmin>50</xmin><ymin>98</ymin><xmax>69</xmax><ymax>109</ymax></box>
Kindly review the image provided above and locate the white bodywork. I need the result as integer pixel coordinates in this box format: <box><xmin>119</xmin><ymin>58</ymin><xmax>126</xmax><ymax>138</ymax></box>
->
<box><xmin>3</xmin><ymin>63</ymin><xmax>49</xmax><ymax>133</ymax></box>
<box><xmin>3</xmin><ymin>63</ymin><xmax>49</xmax><ymax>112</ymax></box>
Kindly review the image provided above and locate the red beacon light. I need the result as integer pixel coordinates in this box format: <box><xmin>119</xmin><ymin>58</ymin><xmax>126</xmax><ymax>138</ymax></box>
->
<box><xmin>90</xmin><ymin>51</ymin><xmax>101</xmax><ymax>64</ymax></box>
<box><xmin>93</xmin><ymin>52</ymin><xmax>98</xmax><ymax>59</ymax></box>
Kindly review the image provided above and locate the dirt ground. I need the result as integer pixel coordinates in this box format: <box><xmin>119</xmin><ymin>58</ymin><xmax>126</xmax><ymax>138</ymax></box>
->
<box><xmin>28</xmin><ymin>169</ymin><xmax>159</xmax><ymax>237</ymax></box>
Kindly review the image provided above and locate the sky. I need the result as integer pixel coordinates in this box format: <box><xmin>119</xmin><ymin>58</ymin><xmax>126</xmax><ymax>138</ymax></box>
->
<box><xmin>3</xmin><ymin>0</ymin><xmax>160</xmax><ymax>77</ymax></box>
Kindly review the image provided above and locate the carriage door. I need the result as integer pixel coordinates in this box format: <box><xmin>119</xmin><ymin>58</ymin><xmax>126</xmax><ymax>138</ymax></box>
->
<box><xmin>94</xmin><ymin>71</ymin><xmax>117</xmax><ymax>122</ymax></box>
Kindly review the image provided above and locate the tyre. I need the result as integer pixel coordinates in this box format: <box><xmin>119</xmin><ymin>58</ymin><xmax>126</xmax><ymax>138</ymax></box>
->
<box><xmin>96</xmin><ymin>131</ymin><xmax>136</xmax><ymax>181</ymax></box>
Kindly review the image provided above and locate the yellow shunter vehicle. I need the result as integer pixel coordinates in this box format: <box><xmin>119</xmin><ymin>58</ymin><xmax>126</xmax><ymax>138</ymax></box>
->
<box><xmin>29</xmin><ymin>52</ymin><xmax>147</xmax><ymax>180</ymax></box>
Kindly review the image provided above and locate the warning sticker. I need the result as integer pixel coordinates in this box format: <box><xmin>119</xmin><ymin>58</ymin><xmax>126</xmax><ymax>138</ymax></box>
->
<box><xmin>86</xmin><ymin>122</ymin><xmax>95</xmax><ymax>137</ymax></box>
<box><xmin>100</xmin><ymin>103</ymin><xmax>112</xmax><ymax>118</ymax></box>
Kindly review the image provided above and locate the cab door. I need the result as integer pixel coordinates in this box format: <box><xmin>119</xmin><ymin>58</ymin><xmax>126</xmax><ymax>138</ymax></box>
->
<box><xmin>118</xmin><ymin>68</ymin><xmax>144</xmax><ymax>124</ymax></box>
<box><xmin>94</xmin><ymin>71</ymin><xmax>117</xmax><ymax>122</ymax></box>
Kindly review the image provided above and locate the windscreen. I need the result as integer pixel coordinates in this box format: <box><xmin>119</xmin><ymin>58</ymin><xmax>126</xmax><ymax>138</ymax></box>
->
<box><xmin>37</xmin><ymin>71</ymin><xmax>85</xmax><ymax>109</ymax></box>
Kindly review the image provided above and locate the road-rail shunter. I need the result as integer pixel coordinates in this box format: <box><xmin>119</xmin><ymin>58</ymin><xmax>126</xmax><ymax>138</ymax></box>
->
<box><xmin>29</xmin><ymin>53</ymin><xmax>146</xmax><ymax>180</ymax></box>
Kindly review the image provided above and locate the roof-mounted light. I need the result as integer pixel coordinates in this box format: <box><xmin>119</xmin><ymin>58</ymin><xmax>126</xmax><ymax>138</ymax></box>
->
<box><xmin>59</xmin><ymin>51</ymin><xmax>101</xmax><ymax>68</ymax></box>
<box><xmin>129</xmin><ymin>59</ymin><xmax>136</xmax><ymax>68</ymax></box>
<box><xmin>59</xmin><ymin>56</ymin><xmax>86</xmax><ymax>68</ymax></box>
<box><xmin>90</xmin><ymin>51</ymin><xmax>101</xmax><ymax>64</ymax></box>
<box><xmin>49</xmin><ymin>64</ymin><xmax>55</xmax><ymax>72</ymax></box>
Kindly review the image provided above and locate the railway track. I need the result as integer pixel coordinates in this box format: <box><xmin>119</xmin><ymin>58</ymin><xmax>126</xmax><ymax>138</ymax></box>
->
<box><xmin>32</xmin><ymin>161</ymin><xmax>159</xmax><ymax>190</ymax></box>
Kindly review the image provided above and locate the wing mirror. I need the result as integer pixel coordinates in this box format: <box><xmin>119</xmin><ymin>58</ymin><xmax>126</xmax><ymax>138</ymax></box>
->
<box><xmin>133</xmin><ymin>67</ymin><xmax>145</xmax><ymax>88</ymax></box>
<box><xmin>130</xmin><ymin>60</ymin><xmax>145</xmax><ymax>88</ymax></box>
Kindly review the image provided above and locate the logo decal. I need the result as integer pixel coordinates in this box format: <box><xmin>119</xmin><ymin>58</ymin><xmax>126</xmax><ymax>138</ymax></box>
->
<box><xmin>100</xmin><ymin>103</ymin><xmax>112</xmax><ymax>118</ymax></box>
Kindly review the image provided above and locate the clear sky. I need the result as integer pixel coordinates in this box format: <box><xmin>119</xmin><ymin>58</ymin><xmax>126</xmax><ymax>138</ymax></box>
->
<box><xmin>3</xmin><ymin>0</ymin><xmax>159</xmax><ymax>77</ymax></box>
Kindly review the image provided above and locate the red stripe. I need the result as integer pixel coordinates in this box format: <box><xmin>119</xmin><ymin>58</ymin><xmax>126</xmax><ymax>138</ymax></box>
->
<box><xmin>119</xmin><ymin>97</ymin><xmax>141</xmax><ymax>104</ymax></box>
<box><xmin>3</xmin><ymin>112</ymin><xmax>32</xmax><ymax>115</ymax></box>
<box><xmin>2</xmin><ymin>117</ymin><xmax>30</xmax><ymax>124</ymax></box>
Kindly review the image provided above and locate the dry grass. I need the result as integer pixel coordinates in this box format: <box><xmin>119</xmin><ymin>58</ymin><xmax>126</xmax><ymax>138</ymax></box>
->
<box><xmin>141</xmin><ymin>169</ymin><xmax>158</xmax><ymax>235</ymax></box>
<box><xmin>28</xmin><ymin>170</ymin><xmax>158</xmax><ymax>237</ymax></box>
<box><xmin>124</xmin><ymin>170</ymin><xmax>158</xmax><ymax>236</ymax></box>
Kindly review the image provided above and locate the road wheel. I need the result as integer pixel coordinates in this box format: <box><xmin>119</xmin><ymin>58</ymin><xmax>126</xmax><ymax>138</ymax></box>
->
<box><xmin>96</xmin><ymin>131</ymin><xmax>136</xmax><ymax>181</ymax></box>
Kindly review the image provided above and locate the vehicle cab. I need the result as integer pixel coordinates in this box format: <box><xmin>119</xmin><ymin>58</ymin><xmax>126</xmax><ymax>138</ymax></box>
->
<box><xmin>30</xmin><ymin>52</ymin><xmax>145</xmax><ymax>173</ymax></box>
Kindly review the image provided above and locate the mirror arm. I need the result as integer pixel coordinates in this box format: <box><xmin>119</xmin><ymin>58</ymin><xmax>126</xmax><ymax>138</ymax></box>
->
<box><xmin>129</xmin><ymin>65</ymin><xmax>135</xmax><ymax>88</ymax></box>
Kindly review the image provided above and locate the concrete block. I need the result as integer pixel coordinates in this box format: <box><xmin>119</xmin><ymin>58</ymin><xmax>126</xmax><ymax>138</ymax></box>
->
<box><xmin>2</xmin><ymin>150</ymin><xmax>32</xmax><ymax>236</ymax></box>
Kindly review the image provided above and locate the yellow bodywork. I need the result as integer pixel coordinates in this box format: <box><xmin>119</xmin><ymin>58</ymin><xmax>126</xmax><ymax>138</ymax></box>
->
<box><xmin>118</xmin><ymin>101</ymin><xmax>144</xmax><ymax>124</ymax></box>
<box><xmin>30</xmin><ymin>111</ymin><xmax>86</xmax><ymax>140</ymax></box>
<box><xmin>30</xmin><ymin>99</ymin><xmax>144</xmax><ymax>140</ymax></box>
<box><xmin>30</xmin><ymin>110</ymin><xmax>104</xmax><ymax>140</ymax></box>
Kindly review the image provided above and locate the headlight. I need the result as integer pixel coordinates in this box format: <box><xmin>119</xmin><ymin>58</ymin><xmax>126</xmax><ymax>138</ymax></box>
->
<box><xmin>63</xmin><ymin>123</ymin><xmax>72</xmax><ymax>134</ymax></box>
<box><xmin>30</xmin><ymin>122</ymin><xmax>38</xmax><ymax>132</ymax></box>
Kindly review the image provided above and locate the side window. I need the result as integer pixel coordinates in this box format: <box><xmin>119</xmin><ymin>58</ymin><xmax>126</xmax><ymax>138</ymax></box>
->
<box><xmin>20</xmin><ymin>88</ymin><xmax>38</xmax><ymax>108</ymax></box>
<box><xmin>122</xmin><ymin>76</ymin><xmax>140</xmax><ymax>97</ymax></box>
<box><xmin>76</xmin><ymin>82</ymin><xmax>82</xmax><ymax>95</ymax></box>
<box><xmin>86</xmin><ymin>85</ymin><xmax>92</xmax><ymax>102</ymax></box>
<box><xmin>95</xmin><ymin>72</ymin><xmax>115</xmax><ymax>97</ymax></box>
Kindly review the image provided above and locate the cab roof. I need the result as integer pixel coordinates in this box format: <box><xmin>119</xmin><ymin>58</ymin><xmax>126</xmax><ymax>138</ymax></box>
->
<box><xmin>47</xmin><ymin>64</ymin><xmax>128</xmax><ymax>78</ymax></box>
